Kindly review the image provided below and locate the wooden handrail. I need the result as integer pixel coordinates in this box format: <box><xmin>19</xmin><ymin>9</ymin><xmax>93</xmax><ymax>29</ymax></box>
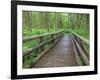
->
<box><xmin>72</xmin><ymin>36</ymin><xmax>89</xmax><ymax>65</ymax></box>
<box><xmin>23</xmin><ymin>32</ymin><xmax>64</xmax><ymax>68</ymax></box>
<box><xmin>23</xmin><ymin>32</ymin><xmax>63</xmax><ymax>55</ymax></box>
<box><xmin>23</xmin><ymin>30</ymin><xmax>63</xmax><ymax>42</ymax></box>
<box><xmin>71</xmin><ymin>31</ymin><xmax>89</xmax><ymax>65</ymax></box>
<box><xmin>71</xmin><ymin>31</ymin><xmax>89</xmax><ymax>45</ymax></box>
<box><xmin>23</xmin><ymin>30</ymin><xmax>64</xmax><ymax>68</ymax></box>
<box><xmin>23</xmin><ymin>33</ymin><xmax>63</xmax><ymax>55</ymax></box>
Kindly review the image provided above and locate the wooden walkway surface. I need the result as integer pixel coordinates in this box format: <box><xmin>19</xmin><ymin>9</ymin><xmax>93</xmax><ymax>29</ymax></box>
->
<box><xmin>33</xmin><ymin>34</ymin><xmax>77</xmax><ymax>68</ymax></box>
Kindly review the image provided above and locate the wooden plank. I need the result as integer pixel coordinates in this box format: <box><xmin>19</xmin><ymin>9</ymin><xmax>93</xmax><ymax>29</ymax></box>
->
<box><xmin>32</xmin><ymin>34</ymin><xmax>77</xmax><ymax>68</ymax></box>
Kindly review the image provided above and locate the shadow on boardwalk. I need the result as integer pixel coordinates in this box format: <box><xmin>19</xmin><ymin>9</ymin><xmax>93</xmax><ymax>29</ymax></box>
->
<box><xmin>33</xmin><ymin>34</ymin><xmax>78</xmax><ymax>68</ymax></box>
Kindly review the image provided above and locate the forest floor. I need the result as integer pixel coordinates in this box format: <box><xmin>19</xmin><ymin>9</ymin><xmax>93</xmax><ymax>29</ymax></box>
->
<box><xmin>32</xmin><ymin>34</ymin><xmax>78</xmax><ymax>68</ymax></box>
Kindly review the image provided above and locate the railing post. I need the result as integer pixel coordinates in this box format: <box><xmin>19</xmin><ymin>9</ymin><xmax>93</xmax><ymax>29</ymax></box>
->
<box><xmin>38</xmin><ymin>37</ymin><xmax>44</xmax><ymax>53</ymax></box>
<box><xmin>51</xmin><ymin>34</ymin><xmax>55</xmax><ymax>43</ymax></box>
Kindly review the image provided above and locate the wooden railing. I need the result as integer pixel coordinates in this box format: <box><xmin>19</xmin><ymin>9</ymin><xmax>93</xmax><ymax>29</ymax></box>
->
<box><xmin>23</xmin><ymin>31</ymin><xmax>64</xmax><ymax>68</ymax></box>
<box><xmin>71</xmin><ymin>32</ymin><xmax>89</xmax><ymax>65</ymax></box>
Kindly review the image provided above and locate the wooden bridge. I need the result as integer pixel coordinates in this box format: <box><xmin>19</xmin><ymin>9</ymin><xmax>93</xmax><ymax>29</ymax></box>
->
<box><xmin>23</xmin><ymin>31</ymin><xmax>89</xmax><ymax>68</ymax></box>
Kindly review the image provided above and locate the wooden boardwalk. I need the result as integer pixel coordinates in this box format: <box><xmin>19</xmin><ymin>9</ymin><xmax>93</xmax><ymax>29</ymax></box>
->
<box><xmin>33</xmin><ymin>34</ymin><xmax>78</xmax><ymax>68</ymax></box>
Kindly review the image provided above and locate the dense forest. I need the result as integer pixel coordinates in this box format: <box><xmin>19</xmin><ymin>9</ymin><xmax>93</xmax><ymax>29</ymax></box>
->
<box><xmin>22</xmin><ymin>11</ymin><xmax>89</xmax><ymax>68</ymax></box>
<box><xmin>22</xmin><ymin>11</ymin><xmax>89</xmax><ymax>37</ymax></box>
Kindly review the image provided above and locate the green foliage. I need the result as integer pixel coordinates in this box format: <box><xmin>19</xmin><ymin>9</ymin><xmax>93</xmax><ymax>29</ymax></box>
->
<box><xmin>23</xmin><ymin>52</ymin><xmax>39</xmax><ymax>68</ymax></box>
<box><xmin>23</xmin><ymin>28</ymin><xmax>47</xmax><ymax>36</ymax></box>
<box><xmin>23</xmin><ymin>28</ymin><xmax>62</xmax><ymax>51</ymax></box>
<box><xmin>22</xmin><ymin>11</ymin><xmax>90</xmax><ymax>68</ymax></box>
<box><xmin>72</xmin><ymin>29</ymin><xmax>89</xmax><ymax>39</ymax></box>
<box><xmin>23</xmin><ymin>28</ymin><xmax>61</xmax><ymax>36</ymax></box>
<box><xmin>23</xmin><ymin>39</ymin><xmax>38</xmax><ymax>51</ymax></box>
